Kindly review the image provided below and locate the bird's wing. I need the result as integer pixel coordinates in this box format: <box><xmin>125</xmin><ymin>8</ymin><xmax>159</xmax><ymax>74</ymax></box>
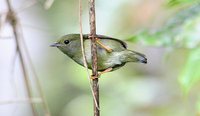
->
<box><xmin>83</xmin><ymin>34</ymin><xmax>127</xmax><ymax>49</ymax></box>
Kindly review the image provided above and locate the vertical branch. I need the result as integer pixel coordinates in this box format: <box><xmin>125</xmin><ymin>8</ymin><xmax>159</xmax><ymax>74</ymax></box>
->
<box><xmin>78</xmin><ymin>0</ymin><xmax>99</xmax><ymax>110</ymax></box>
<box><xmin>88</xmin><ymin>0</ymin><xmax>100</xmax><ymax>116</ymax></box>
<box><xmin>6</xmin><ymin>0</ymin><xmax>37</xmax><ymax>115</ymax></box>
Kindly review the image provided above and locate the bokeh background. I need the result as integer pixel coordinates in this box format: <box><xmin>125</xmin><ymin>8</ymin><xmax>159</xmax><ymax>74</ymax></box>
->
<box><xmin>0</xmin><ymin>0</ymin><xmax>200</xmax><ymax>116</ymax></box>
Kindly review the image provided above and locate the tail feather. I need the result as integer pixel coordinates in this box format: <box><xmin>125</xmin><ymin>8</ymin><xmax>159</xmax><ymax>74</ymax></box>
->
<box><xmin>132</xmin><ymin>51</ymin><xmax>147</xmax><ymax>64</ymax></box>
<box><xmin>122</xmin><ymin>50</ymin><xmax>147</xmax><ymax>64</ymax></box>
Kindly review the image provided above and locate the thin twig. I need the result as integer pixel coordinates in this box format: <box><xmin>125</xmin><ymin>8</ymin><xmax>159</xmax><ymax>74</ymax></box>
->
<box><xmin>5</xmin><ymin>0</ymin><xmax>37</xmax><ymax>115</ymax></box>
<box><xmin>6</xmin><ymin>0</ymin><xmax>51</xmax><ymax>115</ymax></box>
<box><xmin>88</xmin><ymin>0</ymin><xmax>100</xmax><ymax>116</ymax></box>
<box><xmin>0</xmin><ymin>98</ymin><xmax>42</xmax><ymax>105</ymax></box>
<box><xmin>18</xmin><ymin>22</ymin><xmax>51</xmax><ymax>116</ymax></box>
<box><xmin>78</xmin><ymin>0</ymin><xmax>99</xmax><ymax>110</ymax></box>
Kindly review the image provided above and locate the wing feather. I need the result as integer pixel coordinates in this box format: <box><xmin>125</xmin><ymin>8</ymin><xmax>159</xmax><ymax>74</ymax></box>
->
<box><xmin>83</xmin><ymin>34</ymin><xmax>127</xmax><ymax>49</ymax></box>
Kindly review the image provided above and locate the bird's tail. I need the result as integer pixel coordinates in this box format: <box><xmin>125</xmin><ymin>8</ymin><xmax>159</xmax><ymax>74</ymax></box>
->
<box><xmin>122</xmin><ymin>50</ymin><xmax>147</xmax><ymax>64</ymax></box>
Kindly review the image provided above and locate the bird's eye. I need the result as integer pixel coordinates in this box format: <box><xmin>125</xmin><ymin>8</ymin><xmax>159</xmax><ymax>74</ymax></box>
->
<box><xmin>64</xmin><ymin>40</ymin><xmax>70</xmax><ymax>44</ymax></box>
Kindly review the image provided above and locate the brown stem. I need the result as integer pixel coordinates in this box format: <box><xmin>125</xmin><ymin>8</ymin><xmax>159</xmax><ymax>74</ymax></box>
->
<box><xmin>6</xmin><ymin>0</ymin><xmax>37</xmax><ymax>115</ymax></box>
<box><xmin>88</xmin><ymin>0</ymin><xmax>100</xmax><ymax>116</ymax></box>
<box><xmin>18</xmin><ymin>24</ymin><xmax>51</xmax><ymax>116</ymax></box>
<box><xmin>79</xmin><ymin>0</ymin><xmax>99</xmax><ymax>112</ymax></box>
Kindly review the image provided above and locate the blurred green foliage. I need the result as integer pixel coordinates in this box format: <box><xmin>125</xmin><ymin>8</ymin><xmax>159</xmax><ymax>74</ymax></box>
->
<box><xmin>127</xmin><ymin>4</ymin><xmax>200</xmax><ymax>48</ymax></box>
<box><xmin>127</xmin><ymin>4</ymin><xmax>200</xmax><ymax>95</ymax></box>
<box><xmin>179</xmin><ymin>48</ymin><xmax>200</xmax><ymax>93</ymax></box>
<box><xmin>167</xmin><ymin>0</ymin><xmax>200</xmax><ymax>7</ymax></box>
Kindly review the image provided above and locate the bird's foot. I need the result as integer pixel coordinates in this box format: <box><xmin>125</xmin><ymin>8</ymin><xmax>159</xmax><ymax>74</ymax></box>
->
<box><xmin>90</xmin><ymin>68</ymin><xmax>113</xmax><ymax>80</ymax></box>
<box><xmin>88</xmin><ymin>35</ymin><xmax>113</xmax><ymax>53</ymax></box>
<box><xmin>90</xmin><ymin>75</ymin><xmax>99</xmax><ymax>80</ymax></box>
<box><xmin>96</xmin><ymin>38</ymin><xmax>113</xmax><ymax>53</ymax></box>
<box><xmin>98</xmin><ymin>68</ymin><xmax>113</xmax><ymax>76</ymax></box>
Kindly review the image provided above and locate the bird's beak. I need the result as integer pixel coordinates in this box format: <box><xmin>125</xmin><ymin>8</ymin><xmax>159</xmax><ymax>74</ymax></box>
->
<box><xmin>50</xmin><ymin>42</ymin><xmax>62</xmax><ymax>47</ymax></box>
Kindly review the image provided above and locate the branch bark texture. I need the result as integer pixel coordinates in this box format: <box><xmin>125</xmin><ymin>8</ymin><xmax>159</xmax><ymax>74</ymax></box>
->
<box><xmin>88</xmin><ymin>0</ymin><xmax>100</xmax><ymax>116</ymax></box>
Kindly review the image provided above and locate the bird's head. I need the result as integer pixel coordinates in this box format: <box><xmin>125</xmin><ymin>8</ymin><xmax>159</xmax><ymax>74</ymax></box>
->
<box><xmin>50</xmin><ymin>34</ymin><xmax>81</xmax><ymax>57</ymax></box>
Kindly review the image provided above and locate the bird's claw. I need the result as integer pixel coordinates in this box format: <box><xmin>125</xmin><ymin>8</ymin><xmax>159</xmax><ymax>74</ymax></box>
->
<box><xmin>90</xmin><ymin>74</ymin><xmax>99</xmax><ymax>80</ymax></box>
<box><xmin>90</xmin><ymin>68</ymin><xmax>113</xmax><ymax>80</ymax></box>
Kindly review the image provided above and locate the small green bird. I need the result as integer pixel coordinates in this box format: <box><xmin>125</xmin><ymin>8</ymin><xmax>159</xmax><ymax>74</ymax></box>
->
<box><xmin>51</xmin><ymin>34</ymin><xmax>147</xmax><ymax>76</ymax></box>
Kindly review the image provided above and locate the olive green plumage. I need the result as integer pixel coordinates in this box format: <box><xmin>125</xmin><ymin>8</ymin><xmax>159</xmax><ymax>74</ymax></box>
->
<box><xmin>51</xmin><ymin>34</ymin><xmax>147</xmax><ymax>71</ymax></box>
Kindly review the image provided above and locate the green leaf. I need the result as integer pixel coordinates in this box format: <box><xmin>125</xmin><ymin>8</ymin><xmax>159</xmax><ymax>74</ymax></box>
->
<box><xmin>179</xmin><ymin>48</ymin><xmax>200</xmax><ymax>93</ymax></box>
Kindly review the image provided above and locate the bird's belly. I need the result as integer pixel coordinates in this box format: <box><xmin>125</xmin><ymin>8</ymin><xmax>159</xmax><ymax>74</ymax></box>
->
<box><xmin>72</xmin><ymin>55</ymin><xmax>125</xmax><ymax>71</ymax></box>
<box><xmin>94</xmin><ymin>51</ymin><xmax>125</xmax><ymax>71</ymax></box>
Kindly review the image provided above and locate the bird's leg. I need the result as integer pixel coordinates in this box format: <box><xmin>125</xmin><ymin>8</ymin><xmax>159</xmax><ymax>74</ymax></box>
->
<box><xmin>98</xmin><ymin>67</ymin><xmax>113</xmax><ymax>76</ymax></box>
<box><xmin>96</xmin><ymin>38</ymin><xmax>113</xmax><ymax>53</ymax></box>
<box><xmin>88</xmin><ymin>35</ymin><xmax>113</xmax><ymax>53</ymax></box>
<box><xmin>90</xmin><ymin>68</ymin><xmax>113</xmax><ymax>80</ymax></box>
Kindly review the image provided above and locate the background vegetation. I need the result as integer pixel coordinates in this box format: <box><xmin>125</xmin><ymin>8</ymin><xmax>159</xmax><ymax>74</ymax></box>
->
<box><xmin>0</xmin><ymin>0</ymin><xmax>200</xmax><ymax>116</ymax></box>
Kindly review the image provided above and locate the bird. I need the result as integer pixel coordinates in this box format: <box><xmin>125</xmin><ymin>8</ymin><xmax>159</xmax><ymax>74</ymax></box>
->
<box><xmin>50</xmin><ymin>34</ymin><xmax>147</xmax><ymax>78</ymax></box>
